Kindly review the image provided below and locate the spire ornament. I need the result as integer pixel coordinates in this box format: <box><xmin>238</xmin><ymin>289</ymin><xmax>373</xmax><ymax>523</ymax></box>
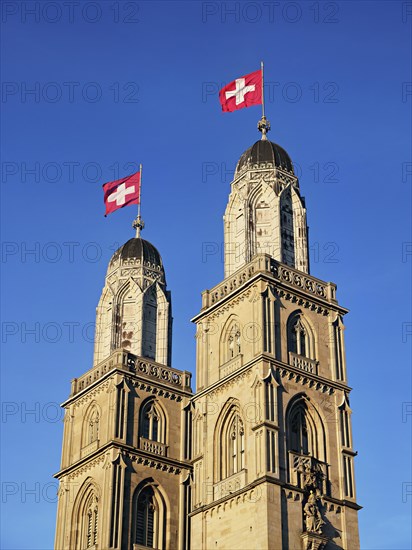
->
<box><xmin>132</xmin><ymin>215</ymin><xmax>144</xmax><ymax>238</ymax></box>
<box><xmin>258</xmin><ymin>115</ymin><xmax>271</xmax><ymax>140</ymax></box>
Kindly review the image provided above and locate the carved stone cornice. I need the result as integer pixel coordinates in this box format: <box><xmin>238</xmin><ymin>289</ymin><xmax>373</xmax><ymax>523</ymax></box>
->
<box><xmin>202</xmin><ymin>368</ymin><xmax>253</xmax><ymax>401</ymax></box>
<box><xmin>129</xmin><ymin>454</ymin><xmax>181</xmax><ymax>475</ymax></box>
<box><xmin>204</xmin><ymin>286</ymin><xmax>255</xmax><ymax>322</ymax></box>
<box><xmin>132</xmin><ymin>379</ymin><xmax>183</xmax><ymax>402</ymax></box>
<box><xmin>64</xmin><ymin>453</ymin><xmax>107</xmax><ymax>481</ymax></box>
<box><xmin>72</xmin><ymin>378</ymin><xmax>112</xmax><ymax>409</ymax></box>
<box><xmin>277</xmin><ymin>366</ymin><xmax>335</xmax><ymax>395</ymax></box>
<box><xmin>55</xmin><ymin>440</ymin><xmax>190</xmax><ymax>481</ymax></box>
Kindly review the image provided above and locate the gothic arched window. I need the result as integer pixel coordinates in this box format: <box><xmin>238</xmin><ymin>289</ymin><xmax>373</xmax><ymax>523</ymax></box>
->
<box><xmin>88</xmin><ymin>409</ymin><xmax>100</xmax><ymax>445</ymax></box>
<box><xmin>82</xmin><ymin>404</ymin><xmax>100</xmax><ymax>450</ymax></box>
<box><xmin>290</xmin><ymin>406</ymin><xmax>309</xmax><ymax>455</ymax></box>
<box><xmin>140</xmin><ymin>400</ymin><xmax>165</xmax><ymax>443</ymax></box>
<box><xmin>133</xmin><ymin>483</ymin><xmax>166</xmax><ymax>549</ymax></box>
<box><xmin>135</xmin><ymin>486</ymin><xmax>156</xmax><ymax>547</ymax></box>
<box><xmin>228</xmin><ymin>414</ymin><xmax>245</xmax><ymax>475</ymax></box>
<box><xmin>287</xmin><ymin>313</ymin><xmax>314</xmax><ymax>360</ymax></box>
<box><xmin>287</xmin><ymin>398</ymin><xmax>326</xmax><ymax>462</ymax></box>
<box><xmin>217</xmin><ymin>404</ymin><xmax>246</xmax><ymax>480</ymax></box>
<box><xmin>85</xmin><ymin>494</ymin><xmax>98</xmax><ymax>548</ymax></box>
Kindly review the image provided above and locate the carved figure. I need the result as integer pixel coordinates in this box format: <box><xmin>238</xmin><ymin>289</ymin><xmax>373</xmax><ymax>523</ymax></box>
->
<box><xmin>304</xmin><ymin>491</ymin><xmax>324</xmax><ymax>534</ymax></box>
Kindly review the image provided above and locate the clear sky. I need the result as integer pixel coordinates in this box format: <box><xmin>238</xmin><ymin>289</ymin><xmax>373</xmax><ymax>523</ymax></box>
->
<box><xmin>1</xmin><ymin>1</ymin><xmax>411</xmax><ymax>548</ymax></box>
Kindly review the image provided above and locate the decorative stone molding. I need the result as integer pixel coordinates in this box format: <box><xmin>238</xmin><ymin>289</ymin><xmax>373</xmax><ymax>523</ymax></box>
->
<box><xmin>139</xmin><ymin>437</ymin><xmax>168</xmax><ymax>457</ymax></box>
<box><xmin>66</xmin><ymin>453</ymin><xmax>107</xmax><ymax>480</ymax></box>
<box><xmin>277</xmin><ymin>289</ymin><xmax>329</xmax><ymax>316</ymax></box>
<box><xmin>301</xmin><ymin>532</ymin><xmax>329</xmax><ymax>550</ymax></box>
<box><xmin>196</xmin><ymin>486</ymin><xmax>261</xmax><ymax>515</ymax></box>
<box><xmin>70</xmin><ymin>350</ymin><xmax>191</xmax><ymax>401</ymax></box>
<box><xmin>207</xmin><ymin>368</ymin><xmax>252</xmax><ymax>400</ymax></box>
<box><xmin>219</xmin><ymin>354</ymin><xmax>243</xmax><ymax>379</ymax></box>
<box><xmin>130</xmin><ymin>356</ymin><xmax>190</xmax><ymax>389</ymax></box>
<box><xmin>277</xmin><ymin>367</ymin><xmax>335</xmax><ymax>395</ymax></box>
<box><xmin>129</xmin><ymin>454</ymin><xmax>181</xmax><ymax>475</ymax></box>
<box><xmin>289</xmin><ymin>352</ymin><xmax>319</xmax><ymax>375</ymax></box>
<box><xmin>132</xmin><ymin>380</ymin><xmax>182</xmax><ymax>402</ymax></box>
<box><xmin>80</xmin><ymin>440</ymin><xmax>99</xmax><ymax>458</ymax></box>
<box><xmin>198</xmin><ymin>254</ymin><xmax>340</xmax><ymax>318</ymax></box>
<box><xmin>73</xmin><ymin>379</ymin><xmax>112</xmax><ymax>409</ymax></box>
<box><xmin>206</xmin><ymin>287</ymin><xmax>255</xmax><ymax>321</ymax></box>
<box><xmin>289</xmin><ymin>452</ymin><xmax>328</xmax><ymax>496</ymax></box>
<box><xmin>214</xmin><ymin>469</ymin><xmax>247</xmax><ymax>500</ymax></box>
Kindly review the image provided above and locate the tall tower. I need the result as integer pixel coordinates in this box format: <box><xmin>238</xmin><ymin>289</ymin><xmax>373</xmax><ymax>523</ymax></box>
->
<box><xmin>54</xmin><ymin>225</ymin><xmax>192</xmax><ymax>550</ymax></box>
<box><xmin>190</xmin><ymin>121</ymin><xmax>360</xmax><ymax>549</ymax></box>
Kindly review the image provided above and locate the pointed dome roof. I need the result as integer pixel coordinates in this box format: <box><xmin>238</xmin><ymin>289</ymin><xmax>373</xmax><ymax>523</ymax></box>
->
<box><xmin>108</xmin><ymin>237</ymin><xmax>164</xmax><ymax>274</ymax></box>
<box><xmin>236</xmin><ymin>139</ymin><xmax>294</xmax><ymax>175</ymax></box>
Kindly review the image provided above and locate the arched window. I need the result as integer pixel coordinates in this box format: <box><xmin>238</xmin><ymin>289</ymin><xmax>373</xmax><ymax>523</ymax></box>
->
<box><xmin>140</xmin><ymin>400</ymin><xmax>165</xmax><ymax>443</ymax></box>
<box><xmin>82</xmin><ymin>404</ymin><xmax>100</xmax><ymax>450</ymax></box>
<box><xmin>228</xmin><ymin>414</ymin><xmax>245</xmax><ymax>475</ymax></box>
<box><xmin>88</xmin><ymin>409</ymin><xmax>100</xmax><ymax>445</ymax></box>
<box><xmin>85</xmin><ymin>494</ymin><xmax>98</xmax><ymax>548</ymax></box>
<box><xmin>290</xmin><ymin>406</ymin><xmax>309</xmax><ymax>455</ymax></box>
<box><xmin>71</xmin><ymin>481</ymin><xmax>100</xmax><ymax>550</ymax></box>
<box><xmin>136</xmin><ymin>486</ymin><xmax>156</xmax><ymax>547</ymax></box>
<box><xmin>216</xmin><ymin>403</ymin><xmax>246</xmax><ymax>480</ymax></box>
<box><xmin>287</xmin><ymin>397</ymin><xmax>326</xmax><ymax>462</ymax></box>
<box><xmin>287</xmin><ymin>313</ymin><xmax>315</xmax><ymax>360</ymax></box>
<box><xmin>132</xmin><ymin>483</ymin><xmax>166</xmax><ymax>549</ymax></box>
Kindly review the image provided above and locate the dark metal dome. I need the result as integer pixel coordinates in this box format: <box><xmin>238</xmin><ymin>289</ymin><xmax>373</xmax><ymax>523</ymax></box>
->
<box><xmin>108</xmin><ymin>238</ymin><xmax>163</xmax><ymax>271</ymax></box>
<box><xmin>236</xmin><ymin>139</ymin><xmax>294</xmax><ymax>175</ymax></box>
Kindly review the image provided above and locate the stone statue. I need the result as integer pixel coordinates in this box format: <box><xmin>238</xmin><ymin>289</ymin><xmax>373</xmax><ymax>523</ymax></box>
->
<box><xmin>304</xmin><ymin>491</ymin><xmax>324</xmax><ymax>534</ymax></box>
<box><xmin>302</xmin><ymin>461</ymin><xmax>324</xmax><ymax>497</ymax></box>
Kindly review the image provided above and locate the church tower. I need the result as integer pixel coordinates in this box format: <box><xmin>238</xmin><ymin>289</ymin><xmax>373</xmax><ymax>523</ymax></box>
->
<box><xmin>190</xmin><ymin>118</ymin><xmax>360</xmax><ymax>549</ymax></box>
<box><xmin>54</xmin><ymin>220</ymin><xmax>192</xmax><ymax>550</ymax></box>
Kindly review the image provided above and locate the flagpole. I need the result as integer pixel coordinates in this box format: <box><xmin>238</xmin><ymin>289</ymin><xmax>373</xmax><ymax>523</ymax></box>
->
<box><xmin>138</xmin><ymin>163</ymin><xmax>142</xmax><ymax>219</ymax></box>
<box><xmin>258</xmin><ymin>60</ymin><xmax>270</xmax><ymax>140</ymax></box>
<box><xmin>133</xmin><ymin>163</ymin><xmax>144</xmax><ymax>237</ymax></box>
<box><xmin>261</xmin><ymin>60</ymin><xmax>265</xmax><ymax>119</ymax></box>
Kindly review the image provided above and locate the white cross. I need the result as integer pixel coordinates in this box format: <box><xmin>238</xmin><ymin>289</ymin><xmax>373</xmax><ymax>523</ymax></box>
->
<box><xmin>108</xmin><ymin>182</ymin><xmax>135</xmax><ymax>206</ymax></box>
<box><xmin>225</xmin><ymin>78</ymin><xmax>255</xmax><ymax>105</ymax></box>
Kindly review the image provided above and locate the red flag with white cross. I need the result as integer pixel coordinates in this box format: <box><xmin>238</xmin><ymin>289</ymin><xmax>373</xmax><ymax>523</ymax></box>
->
<box><xmin>219</xmin><ymin>69</ymin><xmax>262</xmax><ymax>112</ymax></box>
<box><xmin>103</xmin><ymin>172</ymin><xmax>140</xmax><ymax>216</ymax></box>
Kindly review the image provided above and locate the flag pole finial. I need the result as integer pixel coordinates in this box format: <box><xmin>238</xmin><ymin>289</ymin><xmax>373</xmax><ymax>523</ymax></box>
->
<box><xmin>132</xmin><ymin>215</ymin><xmax>145</xmax><ymax>238</ymax></box>
<box><xmin>258</xmin><ymin>115</ymin><xmax>271</xmax><ymax>140</ymax></box>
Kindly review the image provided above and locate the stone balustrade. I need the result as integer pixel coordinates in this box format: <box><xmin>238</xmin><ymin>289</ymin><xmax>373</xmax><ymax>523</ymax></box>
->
<box><xmin>219</xmin><ymin>354</ymin><xmax>243</xmax><ymax>379</ymax></box>
<box><xmin>289</xmin><ymin>352</ymin><xmax>319</xmax><ymax>375</ymax></box>
<box><xmin>80</xmin><ymin>439</ymin><xmax>99</xmax><ymax>458</ymax></box>
<box><xmin>213</xmin><ymin>469</ymin><xmax>247</xmax><ymax>500</ymax></box>
<box><xmin>71</xmin><ymin>349</ymin><xmax>191</xmax><ymax>396</ymax></box>
<box><xmin>201</xmin><ymin>254</ymin><xmax>336</xmax><ymax>310</ymax></box>
<box><xmin>139</xmin><ymin>437</ymin><xmax>168</xmax><ymax>457</ymax></box>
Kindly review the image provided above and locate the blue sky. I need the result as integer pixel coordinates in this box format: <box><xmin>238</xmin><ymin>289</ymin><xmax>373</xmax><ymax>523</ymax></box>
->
<box><xmin>1</xmin><ymin>1</ymin><xmax>411</xmax><ymax>548</ymax></box>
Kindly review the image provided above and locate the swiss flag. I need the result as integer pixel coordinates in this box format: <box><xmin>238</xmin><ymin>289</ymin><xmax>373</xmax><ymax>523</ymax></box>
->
<box><xmin>103</xmin><ymin>172</ymin><xmax>140</xmax><ymax>216</ymax></box>
<box><xmin>219</xmin><ymin>69</ymin><xmax>262</xmax><ymax>112</ymax></box>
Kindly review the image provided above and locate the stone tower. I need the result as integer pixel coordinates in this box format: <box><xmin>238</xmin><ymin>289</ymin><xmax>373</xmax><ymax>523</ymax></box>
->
<box><xmin>54</xmin><ymin>230</ymin><xmax>192</xmax><ymax>550</ymax></box>
<box><xmin>190</xmin><ymin>124</ymin><xmax>360</xmax><ymax>549</ymax></box>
